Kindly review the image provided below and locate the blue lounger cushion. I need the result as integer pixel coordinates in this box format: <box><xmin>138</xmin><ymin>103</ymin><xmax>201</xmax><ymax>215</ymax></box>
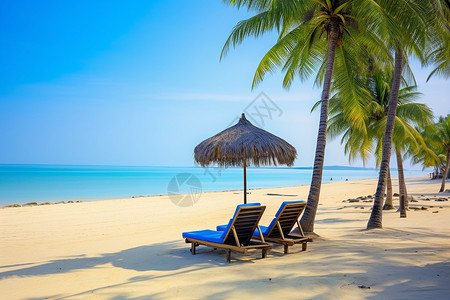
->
<box><xmin>217</xmin><ymin>201</ymin><xmax>307</xmax><ymax>237</ymax></box>
<box><xmin>219</xmin><ymin>203</ymin><xmax>261</xmax><ymax>239</ymax></box>
<box><xmin>263</xmin><ymin>201</ymin><xmax>306</xmax><ymax>234</ymax></box>
<box><xmin>216</xmin><ymin>223</ymin><xmax>229</xmax><ymax>232</ymax></box>
<box><xmin>182</xmin><ymin>229</ymin><xmax>224</xmax><ymax>244</ymax></box>
<box><xmin>231</xmin><ymin>203</ymin><xmax>261</xmax><ymax>218</ymax></box>
<box><xmin>258</xmin><ymin>225</ymin><xmax>269</xmax><ymax>235</ymax></box>
<box><xmin>275</xmin><ymin>201</ymin><xmax>306</xmax><ymax>217</ymax></box>
<box><xmin>216</xmin><ymin>224</ymin><xmax>269</xmax><ymax>236</ymax></box>
<box><xmin>183</xmin><ymin>203</ymin><xmax>262</xmax><ymax>244</ymax></box>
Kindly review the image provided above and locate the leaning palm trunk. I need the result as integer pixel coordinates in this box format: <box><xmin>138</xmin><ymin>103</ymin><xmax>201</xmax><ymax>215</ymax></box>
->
<box><xmin>401</xmin><ymin>154</ymin><xmax>409</xmax><ymax>210</ymax></box>
<box><xmin>300</xmin><ymin>21</ymin><xmax>340</xmax><ymax>233</ymax></box>
<box><xmin>396</xmin><ymin>147</ymin><xmax>407</xmax><ymax>218</ymax></box>
<box><xmin>383</xmin><ymin>169</ymin><xmax>395</xmax><ymax>210</ymax></box>
<box><xmin>367</xmin><ymin>48</ymin><xmax>404</xmax><ymax>229</ymax></box>
<box><xmin>439</xmin><ymin>147</ymin><xmax>450</xmax><ymax>192</ymax></box>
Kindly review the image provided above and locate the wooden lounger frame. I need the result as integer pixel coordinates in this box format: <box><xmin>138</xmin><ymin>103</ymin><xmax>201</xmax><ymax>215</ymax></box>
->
<box><xmin>185</xmin><ymin>206</ymin><xmax>272</xmax><ymax>262</ymax></box>
<box><xmin>257</xmin><ymin>202</ymin><xmax>313</xmax><ymax>254</ymax></box>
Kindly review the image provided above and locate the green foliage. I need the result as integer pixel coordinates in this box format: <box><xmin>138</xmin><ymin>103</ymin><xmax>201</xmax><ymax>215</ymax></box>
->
<box><xmin>410</xmin><ymin>115</ymin><xmax>450</xmax><ymax>169</ymax></box>
<box><xmin>325</xmin><ymin>70</ymin><xmax>434</xmax><ymax>166</ymax></box>
<box><xmin>222</xmin><ymin>0</ymin><xmax>392</xmax><ymax>132</ymax></box>
<box><xmin>426</xmin><ymin>39</ymin><xmax>450</xmax><ymax>81</ymax></box>
<box><xmin>221</xmin><ymin>0</ymin><xmax>448</xmax><ymax>230</ymax></box>
<box><xmin>425</xmin><ymin>0</ymin><xmax>450</xmax><ymax>81</ymax></box>
<box><xmin>221</xmin><ymin>1</ymin><xmax>389</xmax><ymax>86</ymax></box>
<box><xmin>222</xmin><ymin>0</ymin><xmax>447</xmax><ymax>164</ymax></box>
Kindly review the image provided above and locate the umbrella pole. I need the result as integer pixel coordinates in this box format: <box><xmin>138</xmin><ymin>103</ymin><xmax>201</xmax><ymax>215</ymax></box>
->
<box><xmin>243</xmin><ymin>157</ymin><xmax>247</xmax><ymax>204</ymax></box>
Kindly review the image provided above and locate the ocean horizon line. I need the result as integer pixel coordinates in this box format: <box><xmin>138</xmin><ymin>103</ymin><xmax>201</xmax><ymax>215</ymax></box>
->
<box><xmin>0</xmin><ymin>163</ymin><xmax>425</xmax><ymax>172</ymax></box>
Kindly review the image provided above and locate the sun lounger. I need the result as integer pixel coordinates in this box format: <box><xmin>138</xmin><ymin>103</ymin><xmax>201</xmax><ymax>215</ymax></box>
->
<box><xmin>217</xmin><ymin>201</ymin><xmax>312</xmax><ymax>253</ymax></box>
<box><xmin>182</xmin><ymin>203</ymin><xmax>272</xmax><ymax>262</ymax></box>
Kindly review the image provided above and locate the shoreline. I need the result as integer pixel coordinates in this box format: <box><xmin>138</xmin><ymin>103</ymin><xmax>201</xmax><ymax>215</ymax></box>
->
<box><xmin>0</xmin><ymin>164</ymin><xmax>429</xmax><ymax>207</ymax></box>
<box><xmin>1</xmin><ymin>176</ymin><xmax>437</xmax><ymax>209</ymax></box>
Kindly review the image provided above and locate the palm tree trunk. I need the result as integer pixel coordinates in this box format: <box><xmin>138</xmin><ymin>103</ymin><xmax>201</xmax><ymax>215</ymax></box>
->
<box><xmin>396</xmin><ymin>147</ymin><xmax>407</xmax><ymax>218</ymax></box>
<box><xmin>367</xmin><ymin>47</ymin><xmax>403</xmax><ymax>229</ymax></box>
<box><xmin>300</xmin><ymin>21</ymin><xmax>340</xmax><ymax>233</ymax></box>
<box><xmin>439</xmin><ymin>147</ymin><xmax>450</xmax><ymax>192</ymax></box>
<box><xmin>401</xmin><ymin>155</ymin><xmax>409</xmax><ymax>210</ymax></box>
<box><xmin>383</xmin><ymin>169</ymin><xmax>394</xmax><ymax>210</ymax></box>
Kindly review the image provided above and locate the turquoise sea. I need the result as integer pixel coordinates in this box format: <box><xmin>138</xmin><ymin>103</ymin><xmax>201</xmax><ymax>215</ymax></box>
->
<box><xmin>0</xmin><ymin>164</ymin><xmax>427</xmax><ymax>206</ymax></box>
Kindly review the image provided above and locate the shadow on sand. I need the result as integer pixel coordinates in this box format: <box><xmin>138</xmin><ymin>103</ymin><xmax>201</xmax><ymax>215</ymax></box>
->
<box><xmin>3</xmin><ymin>227</ymin><xmax>449</xmax><ymax>299</ymax></box>
<box><xmin>2</xmin><ymin>240</ymin><xmax>276</xmax><ymax>299</ymax></box>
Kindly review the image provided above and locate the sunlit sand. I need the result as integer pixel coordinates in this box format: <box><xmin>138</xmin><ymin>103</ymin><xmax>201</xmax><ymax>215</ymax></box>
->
<box><xmin>0</xmin><ymin>177</ymin><xmax>449</xmax><ymax>299</ymax></box>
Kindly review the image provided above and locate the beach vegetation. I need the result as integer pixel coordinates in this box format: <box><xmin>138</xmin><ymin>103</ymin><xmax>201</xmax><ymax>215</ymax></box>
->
<box><xmin>322</xmin><ymin>70</ymin><xmax>434</xmax><ymax>216</ymax></box>
<box><xmin>220</xmin><ymin>0</ymin><xmax>448</xmax><ymax>231</ymax></box>
<box><xmin>409</xmin><ymin>116</ymin><xmax>450</xmax><ymax>192</ymax></box>
<box><xmin>366</xmin><ymin>0</ymin><xmax>444</xmax><ymax>229</ymax></box>
<box><xmin>221</xmin><ymin>0</ymin><xmax>387</xmax><ymax>232</ymax></box>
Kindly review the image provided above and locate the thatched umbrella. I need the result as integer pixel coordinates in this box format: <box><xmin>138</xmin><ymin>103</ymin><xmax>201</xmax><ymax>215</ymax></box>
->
<box><xmin>194</xmin><ymin>113</ymin><xmax>297</xmax><ymax>204</ymax></box>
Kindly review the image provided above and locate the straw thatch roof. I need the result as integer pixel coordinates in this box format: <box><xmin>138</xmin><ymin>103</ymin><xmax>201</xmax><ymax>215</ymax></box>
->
<box><xmin>194</xmin><ymin>113</ymin><xmax>297</xmax><ymax>167</ymax></box>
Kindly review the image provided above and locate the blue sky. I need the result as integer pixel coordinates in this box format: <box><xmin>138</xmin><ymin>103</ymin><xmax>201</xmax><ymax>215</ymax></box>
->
<box><xmin>0</xmin><ymin>1</ymin><xmax>448</xmax><ymax>169</ymax></box>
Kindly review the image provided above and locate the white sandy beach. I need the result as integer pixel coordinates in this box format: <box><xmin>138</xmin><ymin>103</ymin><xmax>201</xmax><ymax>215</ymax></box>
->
<box><xmin>0</xmin><ymin>177</ymin><xmax>449</xmax><ymax>299</ymax></box>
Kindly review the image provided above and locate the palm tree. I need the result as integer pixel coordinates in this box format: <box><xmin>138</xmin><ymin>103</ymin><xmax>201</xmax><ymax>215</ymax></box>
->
<box><xmin>366</xmin><ymin>0</ymin><xmax>439</xmax><ymax>229</ymax></box>
<box><xmin>370</xmin><ymin>83</ymin><xmax>434</xmax><ymax>217</ymax></box>
<box><xmin>383</xmin><ymin>169</ymin><xmax>394</xmax><ymax>210</ymax></box>
<box><xmin>407</xmin><ymin>121</ymin><xmax>446</xmax><ymax>183</ymax></box>
<box><xmin>221</xmin><ymin>0</ymin><xmax>387</xmax><ymax>233</ymax></box>
<box><xmin>422</xmin><ymin>3</ymin><xmax>450</xmax><ymax>189</ymax></box>
<box><xmin>436</xmin><ymin>116</ymin><xmax>450</xmax><ymax>192</ymax></box>
<box><xmin>409</xmin><ymin>116</ymin><xmax>450</xmax><ymax>192</ymax></box>
<box><xmin>326</xmin><ymin>71</ymin><xmax>433</xmax><ymax>217</ymax></box>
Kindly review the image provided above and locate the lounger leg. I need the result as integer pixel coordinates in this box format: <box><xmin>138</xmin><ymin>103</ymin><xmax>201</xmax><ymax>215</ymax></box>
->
<box><xmin>226</xmin><ymin>249</ymin><xmax>231</xmax><ymax>263</ymax></box>
<box><xmin>190</xmin><ymin>243</ymin><xmax>196</xmax><ymax>255</ymax></box>
<box><xmin>284</xmin><ymin>244</ymin><xmax>289</xmax><ymax>254</ymax></box>
<box><xmin>302</xmin><ymin>242</ymin><xmax>307</xmax><ymax>251</ymax></box>
<box><xmin>262</xmin><ymin>249</ymin><xmax>267</xmax><ymax>259</ymax></box>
